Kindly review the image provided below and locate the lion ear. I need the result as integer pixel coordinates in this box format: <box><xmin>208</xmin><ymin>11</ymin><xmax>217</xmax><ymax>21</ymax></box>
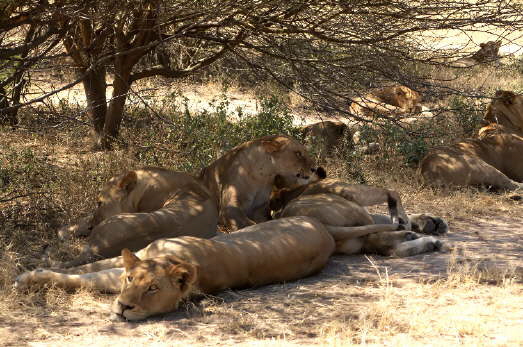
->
<box><xmin>262</xmin><ymin>137</ymin><xmax>289</xmax><ymax>153</ymax></box>
<box><xmin>122</xmin><ymin>248</ymin><xmax>141</xmax><ymax>270</ymax></box>
<box><xmin>118</xmin><ymin>171</ymin><xmax>138</xmax><ymax>193</ymax></box>
<box><xmin>168</xmin><ymin>262</ymin><xmax>197</xmax><ymax>293</ymax></box>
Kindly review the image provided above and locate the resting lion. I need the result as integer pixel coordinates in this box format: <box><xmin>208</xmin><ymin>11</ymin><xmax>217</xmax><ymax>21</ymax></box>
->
<box><xmin>55</xmin><ymin>135</ymin><xmax>323</xmax><ymax>266</ymax></box>
<box><xmin>451</xmin><ymin>41</ymin><xmax>501</xmax><ymax>68</ymax></box>
<box><xmin>55</xmin><ymin>167</ymin><xmax>219</xmax><ymax>267</ymax></box>
<box><xmin>349</xmin><ymin>85</ymin><xmax>422</xmax><ymax>120</ymax></box>
<box><xmin>270</xmin><ymin>177</ymin><xmax>449</xmax><ymax>257</ymax></box>
<box><xmin>300</xmin><ymin>120</ymin><xmax>350</xmax><ymax>153</ymax></box>
<box><xmin>199</xmin><ymin>134</ymin><xmax>325</xmax><ymax>231</ymax></box>
<box><xmin>420</xmin><ymin>90</ymin><xmax>523</xmax><ymax>191</ymax></box>
<box><xmin>16</xmin><ymin>217</ymin><xmax>335</xmax><ymax>320</ymax></box>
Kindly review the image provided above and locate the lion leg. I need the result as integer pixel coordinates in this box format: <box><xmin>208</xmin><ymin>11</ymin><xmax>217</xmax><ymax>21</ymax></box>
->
<box><xmin>371</xmin><ymin>213</ymin><xmax>449</xmax><ymax>235</ymax></box>
<box><xmin>15</xmin><ymin>268</ymin><xmax>123</xmax><ymax>293</ymax></box>
<box><xmin>52</xmin><ymin>256</ymin><xmax>124</xmax><ymax>274</ymax></box>
<box><xmin>393</xmin><ymin>236</ymin><xmax>446</xmax><ymax>257</ymax></box>
<box><xmin>339</xmin><ymin>186</ymin><xmax>410</xmax><ymax>228</ymax></box>
<box><xmin>325</xmin><ymin>224</ymin><xmax>400</xmax><ymax>241</ymax></box>
<box><xmin>56</xmin><ymin>216</ymin><xmax>92</xmax><ymax>240</ymax></box>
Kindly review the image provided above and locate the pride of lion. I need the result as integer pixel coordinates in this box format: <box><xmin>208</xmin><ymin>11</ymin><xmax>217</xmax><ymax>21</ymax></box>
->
<box><xmin>18</xmin><ymin>88</ymin><xmax>520</xmax><ymax>321</ymax></box>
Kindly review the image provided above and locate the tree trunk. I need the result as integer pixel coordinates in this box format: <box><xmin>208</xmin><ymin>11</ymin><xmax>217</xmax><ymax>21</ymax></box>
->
<box><xmin>82</xmin><ymin>66</ymin><xmax>107</xmax><ymax>140</ymax></box>
<box><xmin>0</xmin><ymin>85</ymin><xmax>15</xmax><ymax>125</ymax></box>
<box><xmin>101</xmin><ymin>63</ymin><xmax>132</xmax><ymax>149</ymax></box>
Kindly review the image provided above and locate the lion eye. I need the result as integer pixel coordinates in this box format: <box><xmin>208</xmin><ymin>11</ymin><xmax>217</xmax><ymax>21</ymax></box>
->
<box><xmin>127</xmin><ymin>276</ymin><xmax>133</xmax><ymax>282</ymax></box>
<box><xmin>295</xmin><ymin>151</ymin><xmax>303</xmax><ymax>158</ymax></box>
<box><xmin>148</xmin><ymin>285</ymin><xmax>159</xmax><ymax>292</ymax></box>
<box><xmin>96</xmin><ymin>201</ymin><xmax>102</xmax><ymax>208</ymax></box>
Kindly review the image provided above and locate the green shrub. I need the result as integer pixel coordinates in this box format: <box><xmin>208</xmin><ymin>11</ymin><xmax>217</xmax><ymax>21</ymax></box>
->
<box><xmin>128</xmin><ymin>94</ymin><xmax>302</xmax><ymax>172</ymax></box>
<box><xmin>449</xmin><ymin>96</ymin><xmax>484</xmax><ymax>137</ymax></box>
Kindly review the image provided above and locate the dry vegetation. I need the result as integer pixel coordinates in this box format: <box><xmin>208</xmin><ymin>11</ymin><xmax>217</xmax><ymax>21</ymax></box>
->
<box><xmin>2</xmin><ymin>59</ymin><xmax>523</xmax><ymax>346</ymax></box>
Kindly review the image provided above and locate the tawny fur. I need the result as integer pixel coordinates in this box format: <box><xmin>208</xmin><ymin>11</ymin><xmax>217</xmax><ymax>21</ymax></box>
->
<box><xmin>420</xmin><ymin>90</ymin><xmax>523</xmax><ymax>191</ymax></box>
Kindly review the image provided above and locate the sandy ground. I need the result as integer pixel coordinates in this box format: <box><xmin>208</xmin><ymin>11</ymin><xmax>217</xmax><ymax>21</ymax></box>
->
<box><xmin>2</xmin><ymin>216</ymin><xmax>522</xmax><ymax>347</ymax></box>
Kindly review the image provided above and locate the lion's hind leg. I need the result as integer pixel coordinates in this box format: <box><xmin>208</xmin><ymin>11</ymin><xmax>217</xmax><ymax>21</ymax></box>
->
<box><xmin>393</xmin><ymin>236</ymin><xmax>447</xmax><ymax>257</ymax></box>
<box><xmin>15</xmin><ymin>268</ymin><xmax>122</xmax><ymax>293</ymax></box>
<box><xmin>339</xmin><ymin>185</ymin><xmax>410</xmax><ymax>229</ymax></box>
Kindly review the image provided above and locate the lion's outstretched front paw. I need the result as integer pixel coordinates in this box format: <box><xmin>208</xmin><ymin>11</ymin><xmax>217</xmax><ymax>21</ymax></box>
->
<box><xmin>409</xmin><ymin>214</ymin><xmax>449</xmax><ymax>235</ymax></box>
<box><xmin>14</xmin><ymin>269</ymin><xmax>52</xmax><ymax>291</ymax></box>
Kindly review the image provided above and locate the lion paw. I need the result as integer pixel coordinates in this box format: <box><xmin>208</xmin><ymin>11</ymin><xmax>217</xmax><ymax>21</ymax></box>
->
<box><xmin>409</xmin><ymin>214</ymin><xmax>449</xmax><ymax>235</ymax></box>
<box><xmin>404</xmin><ymin>231</ymin><xmax>419</xmax><ymax>241</ymax></box>
<box><xmin>14</xmin><ymin>269</ymin><xmax>51</xmax><ymax>291</ymax></box>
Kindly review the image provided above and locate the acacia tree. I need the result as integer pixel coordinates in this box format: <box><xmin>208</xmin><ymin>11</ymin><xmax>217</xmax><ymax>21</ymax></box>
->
<box><xmin>0</xmin><ymin>0</ymin><xmax>69</xmax><ymax>125</ymax></box>
<box><xmin>2</xmin><ymin>0</ymin><xmax>523</xmax><ymax>147</ymax></box>
<box><xmin>61</xmin><ymin>0</ymin><xmax>250</xmax><ymax>148</ymax></box>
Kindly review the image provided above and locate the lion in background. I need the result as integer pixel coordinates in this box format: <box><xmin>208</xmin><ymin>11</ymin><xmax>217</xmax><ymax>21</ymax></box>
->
<box><xmin>349</xmin><ymin>85</ymin><xmax>423</xmax><ymax>120</ymax></box>
<box><xmin>451</xmin><ymin>41</ymin><xmax>502</xmax><ymax>68</ymax></box>
<box><xmin>420</xmin><ymin>90</ymin><xmax>523</xmax><ymax>191</ymax></box>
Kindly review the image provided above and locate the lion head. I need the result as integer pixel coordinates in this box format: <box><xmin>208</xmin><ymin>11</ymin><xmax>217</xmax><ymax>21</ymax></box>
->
<box><xmin>57</xmin><ymin>171</ymin><xmax>141</xmax><ymax>239</ymax></box>
<box><xmin>270</xmin><ymin>169</ymin><xmax>326</xmax><ymax>217</ymax></box>
<box><xmin>483</xmin><ymin>90</ymin><xmax>523</xmax><ymax>133</ymax></box>
<box><xmin>112</xmin><ymin>249</ymin><xmax>198</xmax><ymax>321</ymax></box>
<box><xmin>259</xmin><ymin>135</ymin><xmax>325</xmax><ymax>186</ymax></box>
<box><xmin>471</xmin><ymin>41</ymin><xmax>501</xmax><ymax>63</ymax></box>
<box><xmin>90</xmin><ymin>171</ymin><xmax>139</xmax><ymax>227</ymax></box>
<box><xmin>373</xmin><ymin>85</ymin><xmax>422</xmax><ymax>112</ymax></box>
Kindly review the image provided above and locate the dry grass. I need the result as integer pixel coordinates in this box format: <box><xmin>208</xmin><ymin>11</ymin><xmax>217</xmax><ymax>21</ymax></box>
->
<box><xmin>1</xmin><ymin>61</ymin><xmax>523</xmax><ymax>346</ymax></box>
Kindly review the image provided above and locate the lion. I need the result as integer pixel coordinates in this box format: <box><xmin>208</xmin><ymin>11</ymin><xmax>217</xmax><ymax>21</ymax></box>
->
<box><xmin>300</xmin><ymin>120</ymin><xmax>350</xmax><ymax>154</ymax></box>
<box><xmin>270</xmin><ymin>177</ymin><xmax>449</xmax><ymax>257</ymax></box>
<box><xmin>349</xmin><ymin>85</ymin><xmax>422</xmax><ymax>120</ymax></box>
<box><xmin>451</xmin><ymin>41</ymin><xmax>502</xmax><ymax>68</ymax></box>
<box><xmin>419</xmin><ymin>90</ymin><xmax>523</xmax><ymax>191</ymax></box>
<box><xmin>55</xmin><ymin>167</ymin><xmax>219</xmax><ymax>267</ymax></box>
<box><xmin>199</xmin><ymin>134</ymin><xmax>325</xmax><ymax>231</ymax></box>
<box><xmin>55</xmin><ymin>135</ymin><xmax>323</xmax><ymax>266</ymax></box>
<box><xmin>16</xmin><ymin>216</ymin><xmax>336</xmax><ymax>320</ymax></box>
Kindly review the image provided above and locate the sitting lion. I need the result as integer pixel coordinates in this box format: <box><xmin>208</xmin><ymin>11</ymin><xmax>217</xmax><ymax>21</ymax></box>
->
<box><xmin>270</xmin><ymin>177</ymin><xmax>448</xmax><ymax>257</ymax></box>
<box><xmin>55</xmin><ymin>167</ymin><xmax>219</xmax><ymax>267</ymax></box>
<box><xmin>349</xmin><ymin>85</ymin><xmax>422</xmax><ymax>121</ymax></box>
<box><xmin>419</xmin><ymin>90</ymin><xmax>523</xmax><ymax>191</ymax></box>
<box><xmin>199</xmin><ymin>134</ymin><xmax>325</xmax><ymax>231</ymax></box>
<box><xmin>16</xmin><ymin>217</ymin><xmax>335</xmax><ymax>320</ymax></box>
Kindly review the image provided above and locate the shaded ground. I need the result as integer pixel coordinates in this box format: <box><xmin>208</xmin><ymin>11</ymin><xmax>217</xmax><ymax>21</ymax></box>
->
<box><xmin>2</xmin><ymin>216</ymin><xmax>522</xmax><ymax>346</ymax></box>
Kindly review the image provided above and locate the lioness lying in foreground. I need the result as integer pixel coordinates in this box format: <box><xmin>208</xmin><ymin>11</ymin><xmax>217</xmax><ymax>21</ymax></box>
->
<box><xmin>270</xmin><ymin>177</ymin><xmax>449</xmax><ymax>257</ymax></box>
<box><xmin>16</xmin><ymin>217</ymin><xmax>335</xmax><ymax>320</ymax></box>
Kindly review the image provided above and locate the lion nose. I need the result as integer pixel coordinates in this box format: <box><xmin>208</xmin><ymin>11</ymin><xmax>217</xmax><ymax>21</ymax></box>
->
<box><xmin>119</xmin><ymin>301</ymin><xmax>135</xmax><ymax>311</ymax></box>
